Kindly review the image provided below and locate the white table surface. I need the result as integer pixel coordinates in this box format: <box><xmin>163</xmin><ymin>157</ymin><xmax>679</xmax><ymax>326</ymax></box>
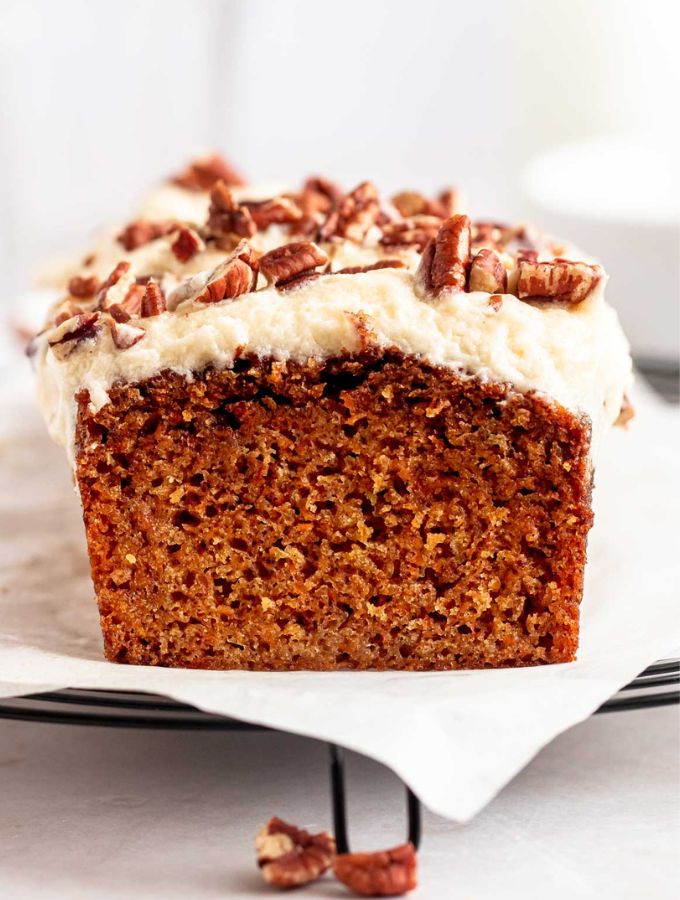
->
<box><xmin>0</xmin><ymin>704</ymin><xmax>677</xmax><ymax>899</ymax></box>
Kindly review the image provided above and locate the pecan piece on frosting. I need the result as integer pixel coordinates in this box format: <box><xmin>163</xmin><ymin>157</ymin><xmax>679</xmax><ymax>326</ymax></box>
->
<box><xmin>468</xmin><ymin>248</ymin><xmax>507</xmax><ymax>293</ymax></box>
<box><xmin>171</xmin><ymin>227</ymin><xmax>205</xmax><ymax>263</ymax></box>
<box><xmin>96</xmin><ymin>261</ymin><xmax>132</xmax><ymax>307</ymax></box>
<box><xmin>48</xmin><ymin>311</ymin><xmax>101</xmax><ymax>359</ymax></box>
<box><xmin>242</xmin><ymin>196</ymin><xmax>303</xmax><ymax>230</ymax></box>
<box><xmin>415</xmin><ymin>214</ymin><xmax>471</xmax><ymax>298</ymax></box>
<box><xmin>255</xmin><ymin>817</ymin><xmax>336</xmax><ymax>889</ymax></box>
<box><xmin>336</xmin><ymin>259</ymin><xmax>406</xmax><ymax>275</ymax></box>
<box><xmin>292</xmin><ymin>176</ymin><xmax>344</xmax><ymax>235</ymax></box>
<box><xmin>140</xmin><ymin>279</ymin><xmax>167</xmax><ymax>318</ymax></box>
<box><xmin>108</xmin><ymin>283</ymin><xmax>145</xmax><ymax>322</ymax></box>
<box><xmin>380</xmin><ymin>215</ymin><xmax>442</xmax><ymax>251</ymax></box>
<box><xmin>614</xmin><ymin>393</ymin><xmax>635</xmax><ymax>427</ymax></box>
<box><xmin>171</xmin><ymin>153</ymin><xmax>246</xmax><ymax>191</ymax></box>
<box><xmin>207</xmin><ymin>180</ymin><xmax>256</xmax><ymax>238</ymax></box>
<box><xmin>109</xmin><ymin>320</ymin><xmax>145</xmax><ymax>350</ymax></box>
<box><xmin>259</xmin><ymin>240</ymin><xmax>329</xmax><ymax>287</ymax></box>
<box><xmin>319</xmin><ymin>181</ymin><xmax>380</xmax><ymax>243</ymax></box>
<box><xmin>117</xmin><ymin>220</ymin><xmax>176</xmax><ymax>252</ymax></box>
<box><xmin>68</xmin><ymin>274</ymin><xmax>100</xmax><ymax>298</ymax></box>
<box><xmin>391</xmin><ymin>188</ymin><xmax>460</xmax><ymax>220</ymax></box>
<box><xmin>332</xmin><ymin>842</ymin><xmax>417</xmax><ymax>897</ymax></box>
<box><xmin>517</xmin><ymin>258</ymin><xmax>603</xmax><ymax>305</ymax></box>
<box><xmin>194</xmin><ymin>240</ymin><xmax>258</xmax><ymax>304</ymax></box>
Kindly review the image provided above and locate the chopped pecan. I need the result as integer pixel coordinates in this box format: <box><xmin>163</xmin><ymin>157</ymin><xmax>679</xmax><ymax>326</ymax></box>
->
<box><xmin>140</xmin><ymin>280</ymin><xmax>166</xmax><ymax>317</ymax></box>
<box><xmin>319</xmin><ymin>181</ymin><xmax>380</xmax><ymax>243</ymax></box>
<box><xmin>415</xmin><ymin>215</ymin><xmax>471</xmax><ymax>297</ymax></box>
<box><xmin>615</xmin><ymin>393</ymin><xmax>635</xmax><ymax>427</ymax></box>
<box><xmin>291</xmin><ymin>177</ymin><xmax>343</xmax><ymax>236</ymax></box>
<box><xmin>96</xmin><ymin>261</ymin><xmax>132</xmax><ymax>306</ymax></box>
<box><xmin>117</xmin><ymin>220</ymin><xmax>176</xmax><ymax>252</ymax></box>
<box><xmin>194</xmin><ymin>241</ymin><xmax>258</xmax><ymax>303</ymax></box>
<box><xmin>108</xmin><ymin>284</ymin><xmax>145</xmax><ymax>322</ymax></box>
<box><xmin>517</xmin><ymin>259</ymin><xmax>603</xmax><ymax>304</ymax></box>
<box><xmin>207</xmin><ymin>181</ymin><xmax>256</xmax><ymax>238</ymax></box>
<box><xmin>255</xmin><ymin>817</ymin><xmax>335</xmax><ymax>888</ymax></box>
<box><xmin>336</xmin><ymin>259</ymin><xmax>406</xmax><ymax>275</ymax></box>
<box><xmin>54</xmin><ymin>302</ymin><xmax>80</xmax><ymax>326</ymax></box>
<box><xmin>243</xmin><ymin>196</ymin><xmax>303</xmax><ymax>230</ymax></box>
<box><xmin>488</xmin><ymin>293</ymin><xmax>503</xmax><ymax>312</ymax></box>
<box><xmin>172</xmin><ymin>153</ymin><xmax>246</xmax><ymax>191</ymax></box>
<box><xmin>277</xmin><ymin>271</ymin><xmax>325</xmax><ymax>292</ymax></box>
<box><xmin>516</xmin><ymin>248</ymin><xmax>539</xmax><ymax>264</ymax></box>
<box><xmin>259</xmin><ymin>241</ymin><xmax>329</xmax><ymax>286</ymax></box>
<box><xmin>468</xmin><ymin>248</ymin><xmax>507</xmax><ymax>293</ymax></box>
<box><xmin>171</xmin><ymin>227</ymin><xmax>205</xmax><ymax>263</ymax></box>
<box><xmin>68</xmin><ymin>274</ymin><xmax>101</xmax><ymax>298</ymax></box>
<box><xmin>48</xmin><ymin>312</ymin><xmax>101</xmax><ymax>359</ymax></box>
<box><xmin>332</xmin><ymin>843</ymin><xmax>417</xmax><ymax>897</ymax></box>
<box><xmin>380</xmin><ymin>215</ymin><xmax>441</xmax><ymax>251</ymax></box>
<box><xmin>110</xmin><ymin>320</ymin><xmax>145</xmax><ymax>350</ymax></box>
<box><xmin>391</xmin><ymin>188</ymin><xmax>460</xmax><ymax>219</ymax></box>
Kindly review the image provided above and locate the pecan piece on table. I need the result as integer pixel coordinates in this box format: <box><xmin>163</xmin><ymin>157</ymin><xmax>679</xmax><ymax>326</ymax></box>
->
<box><xmin>171</xmin><ymin>227</ymin><xmax>205</xmax><ymax>263</ymax></box>
<box><xmin>336</xmin><ymin>259</ymin><xmax>406</xmax><ymax>275</ymax></box>
<box><xmin>259</xmin><ymin>241</ymin><xmax>329</xmax><ymax>287</ymax></box>
<box><xmin>140</xmin><ymin>279</ymin><xmax>167</xmax><ymax>318</ymax></box>
<box><xmin>517</xmin><ymin>259</ymin><xmax>603</xmax><ymax>304</ymax></box>
<box><xmin>332</xmin><ymin>842</ymin><xmax>417</xmax><ymax>897</ymax></box>
<box><xmin>415</xmin><ymin>214</ymin><xmax>471</xmax><ymax>298</ymax></box>
<box><xmin>194</xmin><ymin>240</ymin><xmax>258</xmax><ymax>303</ymax></box>
<box><xmin>255</xmin><ymin>817</ymin><xmax>336</xmax><ymax>888</ymax></box>
<box><xmin>48</xmin><ymin>311</ymin><xmax>101</xmax><ymax>359</ymax></box>
<box><xmin>468</xmin><ymin>248</ymin><xmax>507</xmax><ymax>293</ymax></box>
<box><xmin>242</xmin><ymin>196</ymin><xmax>303</xmax><ymax>230</ymax></box>
<box><xmin>117</xmin><ymin>220</ymin><xmax>176</xmax><ymax>252</ymax></box>
<box><xmin>68</xmin><ymin>275</ymin><xmax>101</xmax><ymax>298</ymax></box>
<box><xmin>319</xmin><ymin>181</ymin><xmax>380</xmax><ymax>243</ymax></box>
<box><xmin>109</xmin><ymin>320</ymin><xmax>145</xmax><ymax>350</ymax></box>
<box><xmin>171</xmin><ymin>153</ymin><xmax>246</xmax><ymax>191</ymax></box>
<box><xmin>380</xmin><ymin>215</ymin><xmax>442</xmax><ymax>252</ymax></box>
<box><xmin>207</xmin><ymin>180</ymin><xmax>257</xmax><ymax>238</ymax></box>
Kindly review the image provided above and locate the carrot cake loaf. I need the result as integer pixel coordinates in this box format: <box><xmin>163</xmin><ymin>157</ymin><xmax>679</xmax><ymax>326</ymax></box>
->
<box><xmin>30</xmin><ymin>155</ymin><xmax>633</xmax><ymax>670</ymax></box>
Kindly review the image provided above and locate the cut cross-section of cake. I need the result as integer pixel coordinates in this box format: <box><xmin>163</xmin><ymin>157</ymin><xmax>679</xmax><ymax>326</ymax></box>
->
<box><xmin>31</xmin><ymin>162</ymin><xmax>633</xmax><ymax>670</ymax></box>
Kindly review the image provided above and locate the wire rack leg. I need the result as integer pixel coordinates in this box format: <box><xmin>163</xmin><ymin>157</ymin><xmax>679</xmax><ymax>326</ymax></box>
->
<box><xmin>328</xmin><ymin>743</ymin><xmax>421</xmax><ymax>853</ymax></box>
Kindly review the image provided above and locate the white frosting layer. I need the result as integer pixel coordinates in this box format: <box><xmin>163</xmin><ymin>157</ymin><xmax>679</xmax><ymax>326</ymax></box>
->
<box><xmin>35</xmin><ymin>266</ymin><xmax>632</xmax><ymax>469</ymax></box>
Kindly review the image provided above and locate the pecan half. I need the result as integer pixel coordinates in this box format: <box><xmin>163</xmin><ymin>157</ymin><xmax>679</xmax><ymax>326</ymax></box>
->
<box><xmin>243</xmin><ymin>196</ymin><xmax>303</xmax><ymax>230</ymax></box>
<box><xmin>415</xmin><ymin>214</ymin><xmax>471</xmax><ymax>297</ymax></box>
<box><xmin>207</xmin><ymin>181</ymin><xmax>256</xmax><ymax>238</ymax></box>
<box><xmin>171</xmin><ymin>227</ymin><xmax>205</xmax><ymax>263</ymax></box>
<box><xmin>255</xmin><ymin>817</ymin><xmax>335</xmax><ymax>889</ymax></box>
<box><xmin>277</xmin><ymin>271</ymin><xmax>325</xmax><ymax>292</ymax></box>
<box><xmin>319</xmin><ymin>181</ymin><xmax>380</xmax><ymax>243</ymax></box>
<box><xmin>380</xmin><ymin>215</ymin><xmax>442</xmax><ymax>251</ymax></box>
<box><xmin>194</xmin><ymin>241</ymin><xmax>258</xmax><ymax>303</ymax></box>
<box><xmin>68</xmin><ymin>275</ymin><xmax>100</xmax><ymax>298</ymax></box>
<box><xmin>517</xmin><ymin>259</ymin><xmax>603</xmax><ymax>304</ymax></box>
<box><xmin>110</xmin><ymin>320</ymin><xmax>145</xmax><ymax>350</ymax></box>
<box><xmin>117</xmin><ymin>220</ymin><xmax>176</xmax><ymax>252</ymax></box>
<box><xmin>140</xmin><ymin>280</ymin><xmax>167</xmax><ymax>317</ymax></box>
<box><xmin>336</xmin><ymin>259</ymin><xmax>406</xmax><ymax>275</ymax></box>
<box><xmin>332</xmin><ymin>843</ymin><xmax>417</xmax><ymax>897</ymax></box>
<box><xmin>259</xmin><ymin>241</ymin><xmax>329</xmax><ymax>286</ymax></box>
<box><xmin>48</xmin><ymin>312</ymin><xmax>101</xmax><ymax>359</ymax></box>
<box><xmin>468</xmin><ymin>248</ymin><xmax>507</xmax><ymax>293</ymax></box>
<box><xmin>172</xmin><ymin>154</ymin><xmax>246</xmax><ymax>191</ymax></box>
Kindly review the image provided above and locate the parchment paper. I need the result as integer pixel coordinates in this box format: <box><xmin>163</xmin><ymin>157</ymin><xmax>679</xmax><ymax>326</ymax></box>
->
<box><xmin>0</xmin><ymin>364</ymin><xmax>677</xmax><ymax>822</ymax></box>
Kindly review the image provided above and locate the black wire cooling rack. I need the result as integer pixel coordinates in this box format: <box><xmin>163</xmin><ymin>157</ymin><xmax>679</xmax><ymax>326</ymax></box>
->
<box><xmin>0</xmin><ymin>659</ymin><xmax>677</xmax><ymax>851</ymax></box>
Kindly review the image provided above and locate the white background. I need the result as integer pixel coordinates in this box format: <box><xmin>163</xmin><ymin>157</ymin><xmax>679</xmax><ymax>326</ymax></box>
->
<box><xmin>0</xmin><ymin>0</ymin><xmax>678</xmax><ymax>356</ymax></box>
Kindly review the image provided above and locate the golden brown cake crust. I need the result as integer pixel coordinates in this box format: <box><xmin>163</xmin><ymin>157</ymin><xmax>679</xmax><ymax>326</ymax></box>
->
<box><xmin>75</xmin><ymin>351</ymin><xmax>593</xmax><ymax>670</ymax></box>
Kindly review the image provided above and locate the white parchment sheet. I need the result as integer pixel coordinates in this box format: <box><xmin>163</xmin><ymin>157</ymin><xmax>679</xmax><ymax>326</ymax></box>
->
<box><xmin>1</xmin><ymin>367</ymin><xmax>678</xmax><ymax>821</ymax></box>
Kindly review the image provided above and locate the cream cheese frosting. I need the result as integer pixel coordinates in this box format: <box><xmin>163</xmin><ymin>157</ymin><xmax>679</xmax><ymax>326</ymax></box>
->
<box><xmin>34</xmin><ymin>264</ymin><xmax>631</xmax><ymax>470</ymax></box>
